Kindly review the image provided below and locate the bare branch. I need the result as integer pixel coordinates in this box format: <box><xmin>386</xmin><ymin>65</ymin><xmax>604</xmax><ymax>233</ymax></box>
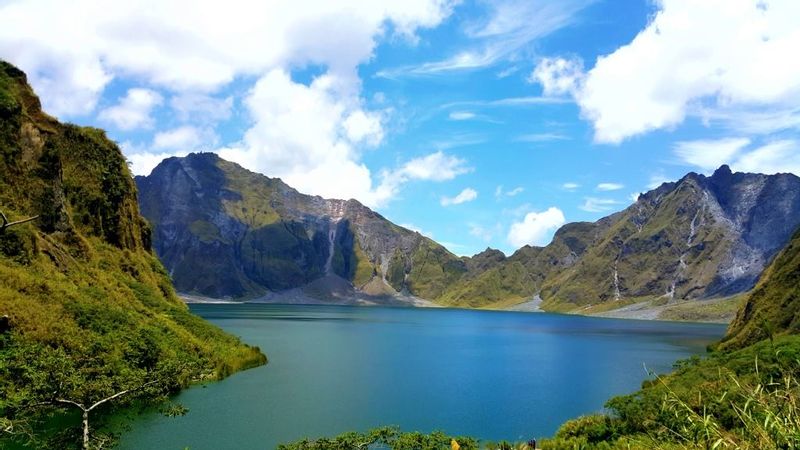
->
<box><xmin>87</xmin><ymin>379</ymin><xmax>160</xmax><ymax>412</ymax></box>
<box><xmin>55</xmin><ymin>399</ymin><xmax>86</xmax><ymax>411</ymax></box>
<box><xmin>0</xmin><ymin>210</ymin><xmax>38</xmax><ymax>231</ymax></box>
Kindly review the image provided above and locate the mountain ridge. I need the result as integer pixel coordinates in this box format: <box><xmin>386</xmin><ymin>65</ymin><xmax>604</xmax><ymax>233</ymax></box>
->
<box><xmin>138</xmin><ymin>153</ymin><xmax>800</xmax><ymax>315</ymax></box>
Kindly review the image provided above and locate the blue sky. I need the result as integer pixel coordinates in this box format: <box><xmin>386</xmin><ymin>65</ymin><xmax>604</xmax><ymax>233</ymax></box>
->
<box><xmin>2</xmin><ymin>0</ymin><xmax>800</xmax><ymax>256</ymax></box>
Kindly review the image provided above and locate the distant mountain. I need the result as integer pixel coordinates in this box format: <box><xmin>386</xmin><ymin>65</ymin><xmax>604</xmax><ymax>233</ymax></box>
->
<box><xmin>454</xmin><ymin>165</ymin><xmax>800</xmax><ymax>311</ymax></box>
<box><xmin>138</xmin><ymin>154</ymin><xmax>800</xmax><ymax>314</ymax></box>
<box><xmin>136</xmin><ymin>153</ymin><xmax>466</xmax><ymax>301</ymax></box>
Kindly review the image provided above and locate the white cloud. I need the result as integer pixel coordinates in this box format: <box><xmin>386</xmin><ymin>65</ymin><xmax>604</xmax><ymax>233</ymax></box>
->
<box><xmin>98</xmin><ymin>88</ymin><xmax>162</xmax><ymax>130</ymax></box>
<box><xmin>0</xmin><ymin>0</ymin><xmax>455</xmax><ymax>117</ymax></box>
<box><xmin>169</xmin><ymin>93</ymin><xmax>233</xmax><ymax>124</ymax></box>
<box><xmin>218</xmin><ymin>70</ymin><xmax>469</xmax><ymax>207</ymax></box>
<box><xmin>629</xmin><ymin>192</ymin><xmax>641</xmax><ymax>203</ymax></box>
<box><xmin>0</xmin><ymin>0</ymin><xmax>460</xmax><ymax>208</ymax></box>
<box><xmin>530</xmin><ymin>56</ymin><xmax>584</xmax><ymax>96</ymax></box>
<box><xmin>562</xmin><ymin>182</ymin><xmax>580</xmax><ymax>191</ymax></box>
<box><xmin>596</xmin><ymin>182</ymin><xmax>624</xmax><ymax>191</ymax></box>
<box><xmin>532</xmin><ymin>0</ymin><xmax>800</xmax><ymax>143</ymax></box>
<box><xmin>507</xmin><ymin>207</ymin><xmax>566</xmax><ymax>247</ymax></box>
<box><xmin>469</xmin><ymin>223</ymin><xmax>498</xmax><ymax>242</ymax></box>
<box><xmin>674</xmin><ymin>138</ymin><xmax>800</xmax><ymax>176</ymax></box>
<box><xmin>153</xmin><ymin>126</ymin><xmax>212</xmax><ymax>151</ymax></box>
<box><xmin>579</xmin><ymin>197</ymin><xmax>620</xmax><ymax>213</ymax></box>
<box><xmin>495</xmin><ymin>185</ymin><xmax>524</xmax><ymax>198</ymax></box>
<box><xmin>673</xmin><ymin>138</ymin><xmax>751</xmax><ymax>172</ymax></box>
<box><xmin>647</xmin><ymin>174</ymin><xmax>673</xmax><ymax>190</ymax></box>
<box><xmin>399</xmin><ymin>223</ymin><xmax>434</xmax><ymax>238</ymax></box>
<box><xmin>441</xmin><ymin>187</ymin><xmax>478</xmax><ymax>206</ymax></box>
<box><xmin>378</xmin><ymin>0</ymin><xmax>593</xmax><ymax>77</ymax></box>
<box><xmin>449</xmin><ymin>111</ymin><xmax>477</xmax><ymax>120</ymax></box>
<box><xmin>127</xmin><ymin>150</ymin><xmax>189</xmax><ymax>177</ymax></box>
<box><xmin>396</xmin><ymin>151</ymin><xmax>471</xmax><ymax>182</ymax></box>
<box><xmin>732</xmin><ymin>140</ymin><xmax>800</xmax><ymax>175</ymax></box>
<box><xmin>506</xmin><ymin>186</ymin><xmax>524</xmax><ymax>197</ymax></box>
<box><xmin>515</xmin><ymin>133</ymin><xmax>569</xmax><ymax>143</ymax></box>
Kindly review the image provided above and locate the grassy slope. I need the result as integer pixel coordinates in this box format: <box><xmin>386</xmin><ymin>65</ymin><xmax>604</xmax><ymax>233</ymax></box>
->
<box><xmin>0</xmin><ymin>61</ymin><xmax>265</xmax><ymax>442</ymax></box>
<box><xmin>719</xmin><ymin>228</ymin><xmax>800</xmax><ymax>350</ymax></box>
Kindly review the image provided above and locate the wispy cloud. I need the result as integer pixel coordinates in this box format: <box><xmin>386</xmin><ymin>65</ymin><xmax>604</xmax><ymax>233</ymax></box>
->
<box><xmin>562</xmin><ymin>182</ymin><xmax>580</xmax><ymax>191</ymax></box>
<box><xmin>449</xmin><ymin>111</ymin><xmax>477</xmax><ymax>121</ymax></box>
<box><xmin>378</xmin><ymin>0</ymin><xmax>595</xmax><ymax>78</ymax></box>
<box><xmin>515</xmin><ymin>133</ymin><xmax>569</xmax><ymax>143</ymax></box>
<box><xmin>579</xmin><ymin>197</ymin><xmax>620</xmax><ymax>213</ymax></box>
<box><xmin>495</xmin><ymin>185</ymin><xmax>524</xmax><ymax>198</ymax></box>
<box><xmin>596</xmin><ymin>182</ymin><xmax>624</xmax><ymax>191</ymax></box>
<box><xmin>441</xmin><ymin>188</ymin><xmax>478</xmax><ymax>206</ymax></box>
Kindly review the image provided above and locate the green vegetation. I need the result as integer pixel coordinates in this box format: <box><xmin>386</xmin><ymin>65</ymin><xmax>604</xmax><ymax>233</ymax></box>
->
<box><xmin>720</xmin><ymin>229</ymin><xmax>800</xmax><ymax>351</ymax></box>
<box><xmin>0</xmin><ymin>60</ymin><xmax>265</xmax><ymax>449</ymax></box>
<box><xmin>278</xmin><ymin>426</ymin><xmax>539</xmax><ymax>450</ymax></box>
<box><xmin>280</xmin><ymin>218</ymin><xmax>800</xmax><ymax>449</ymax></box>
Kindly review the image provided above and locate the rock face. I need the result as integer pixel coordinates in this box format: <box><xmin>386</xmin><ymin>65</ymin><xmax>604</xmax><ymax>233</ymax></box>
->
<box><xmin>136</xmin><ymin>153</ymin><xmax>465</xmax><ymax>299</ymax></box>
<box><xmin>140</xmin><ymin>154</ymin><xmax>800</xmax><ymax>311</ymax></box>
<box><xmin>488</xmin><ymin>165</ymin><xmax>800</xmax><ymax>311</ymax></box>
<box><xmin>719</xmin><ymin>227</ymin><xmax>800</xmax><ymax>350</ymax></box>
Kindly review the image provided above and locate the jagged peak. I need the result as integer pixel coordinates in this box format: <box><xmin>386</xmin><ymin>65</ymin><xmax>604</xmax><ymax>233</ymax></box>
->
<box><xmin>713</xmin><ymin>164</ymin><xmax>733</xmax><ymax>178</ymax></box>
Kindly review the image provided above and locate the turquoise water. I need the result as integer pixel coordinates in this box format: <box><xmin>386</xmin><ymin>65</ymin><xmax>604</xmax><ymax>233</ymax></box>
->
<box><xmin>119</xmin><ymin>304</ymin><xmax>726</xmax><ymax>449</ymax></box>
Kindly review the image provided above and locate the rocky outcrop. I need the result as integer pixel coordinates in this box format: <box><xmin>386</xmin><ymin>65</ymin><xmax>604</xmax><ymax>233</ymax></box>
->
<box><xmin>136</xmin><ymin>153</ymin><xmax>465</xmax><ymax>299</ymax></box>
<box><xmin>140</xmin><ymin>154</ymin><xmax>800</xmax><ymax>312</ymax></box>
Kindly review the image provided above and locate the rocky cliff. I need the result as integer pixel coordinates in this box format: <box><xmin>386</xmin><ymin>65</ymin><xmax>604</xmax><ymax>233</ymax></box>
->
<box><xmin>139</xmin><ymin>157</ymin><xmax>800</xmax><ymax>313</ymax></box>
<box><xmin>136</xmin><ymin>153</ymin><xmax>466</xmax><ymax>300</ymax></box>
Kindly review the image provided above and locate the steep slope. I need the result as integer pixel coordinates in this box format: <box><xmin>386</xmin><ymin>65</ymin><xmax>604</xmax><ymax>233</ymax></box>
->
<box><xmin>719</xmin><ymin>227</ymin><xmax>800</xmax><ymax>350</ymax></box>
<box><xmin>140</xmin><ymin>153</ymin><xmax>800</xmax><ymax>313</ymax></box>
<box><xmin>136</xmin><ymin>153</ymin><xmax>466</xmax><ymax>300</ymax></box>
<box><xmin>539</xmin><ymin>165</ymin><xmax>800</xmax><ymax>311</ymax></box>
<box><xmin>0</xmin><ymin>61</ymin><xmax>265</xmax><ymax>444</ymax></box>
<box><xmin>449</xmin><ymin>165</ymin><xmax>800</xmax><ymax>311</ymax></box>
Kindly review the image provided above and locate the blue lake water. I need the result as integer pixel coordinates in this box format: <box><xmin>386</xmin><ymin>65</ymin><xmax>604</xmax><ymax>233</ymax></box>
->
<box><xmin>119</xmin><ymin>304</ymin><xmax>726</xmax><ymax>449</ymax></box>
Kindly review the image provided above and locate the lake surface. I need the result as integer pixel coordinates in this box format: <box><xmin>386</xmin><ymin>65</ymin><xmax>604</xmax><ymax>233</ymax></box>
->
<box><xmin>119</xmin><ymin>304</ymin><xmax>726</xmax><ymax>449</ymax></box>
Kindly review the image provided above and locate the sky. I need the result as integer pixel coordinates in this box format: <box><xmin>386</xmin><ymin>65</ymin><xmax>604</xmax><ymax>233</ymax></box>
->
<box><xmin>2</xmin><ymin>0</ymin><xmax>800</xmax><ymax>256</ymax></box>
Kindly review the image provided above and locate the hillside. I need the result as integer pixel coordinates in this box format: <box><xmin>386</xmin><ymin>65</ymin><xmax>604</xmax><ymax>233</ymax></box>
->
<box><xmin>136</xmin><ymin>153</ymin><xmax>466</xmax><ymax>302</ymax></box>
<box><xmin>718</xmin><ymin>227</ymin><xmax>800</xmax><ymax>350</ymax></box>
<box><xmin>447</xmin><ymin>165</ymin><xmax>800</xmax><ymax>313</ymax></box>
<box><xmin>139</xmin><ymin>154</ymin><xmax>800</xmax><ymax>316</ymax></box>
<box><xmin>0</xmin><ymin>61</ymin><xmax>265</xmax><ymax>446</ymax></box>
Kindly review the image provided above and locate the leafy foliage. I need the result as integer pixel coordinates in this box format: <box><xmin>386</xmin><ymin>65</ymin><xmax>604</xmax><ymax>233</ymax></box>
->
<box><xmin>0</xmin><ymin>60</ymin><xmax>266</xmax><ymax>448</ymax></box>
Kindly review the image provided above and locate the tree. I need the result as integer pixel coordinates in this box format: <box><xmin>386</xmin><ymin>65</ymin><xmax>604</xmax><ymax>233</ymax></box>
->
<box><xmin>54</xmin><ymin>379</ymin><xmax>159</xmax><ymax>450</ymax></box>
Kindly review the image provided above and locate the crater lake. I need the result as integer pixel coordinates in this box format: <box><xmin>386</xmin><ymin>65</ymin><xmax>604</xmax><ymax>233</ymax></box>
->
<box><xmin>118</xmin><ymin>304</ymin><xmax>726</xmax><ymax>449</ymax></box>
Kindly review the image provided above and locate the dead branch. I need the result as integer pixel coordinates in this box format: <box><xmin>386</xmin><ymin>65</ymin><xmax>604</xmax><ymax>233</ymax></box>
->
<box><xmin>0</xmin><ymin>210</ymin><xmax>38</xmax><ymax>232</ymax></box>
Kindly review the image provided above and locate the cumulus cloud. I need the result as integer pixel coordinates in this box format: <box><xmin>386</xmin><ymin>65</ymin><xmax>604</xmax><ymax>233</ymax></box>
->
<box><xmin>531</xmin><ymin>0</ymin><xmax>800</xmax><ymax>143</ymax></box>
<box><xmin>0</xmin><ymin>0</ymin><xmax>460</xmax><ymax>207</ymax></box>
<box><xmin>507</xmin><ymin>207</ymin><xmax>566</xmax><ymax>247</ymax></box>
<box><xmin>127</xmin><ymin>150</ymin><xmax>189</xmax><ymax>177</ymax></box>
<box><xmin>441</xmin><ymin>188</ymin><xmax>478</xmax><ymax>206</ymax></box>
<box><xmin>596</xmin><ymin>182</ymin><xmax>624</xmax><ymax>191</ymax></box>
<box><xmin>530</xmin><ymin>56</ymin><xmax>583</xmax><ymax>96</ymax></box>
<box><xmin>0</xmin><ymin>0</ymin><xmax>455</xmax><ymax>116</ymax></box>
<box><xmin>169</xmin><ymin>93</ymin><xmax>233</xmax><ymax>124</ymax></box>
<box><xmin>153</xmin><ymin>126</ymin><xmax>214</xmax><ymax>151</ymax></box>
<box><xmin>98</xmin><ymin>88</ymin><xmax>163</xmax><ymax>130</ymax></box>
